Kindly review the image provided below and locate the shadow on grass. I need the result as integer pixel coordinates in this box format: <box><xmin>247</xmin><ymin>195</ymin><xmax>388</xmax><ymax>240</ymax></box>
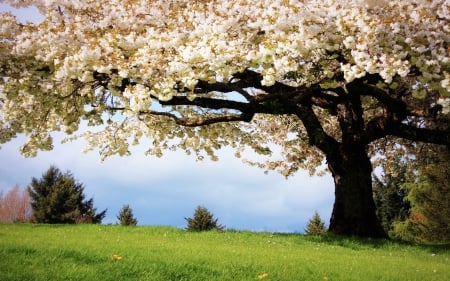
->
<box><xmin>53</xmin><ymin>248</ymin><xmax>105</xmax><ymax>265</ymax></box>
<box><xmin>270</xmin><ymin>231</ymin><xmax>450</xmax><ymax>253</ymax></box>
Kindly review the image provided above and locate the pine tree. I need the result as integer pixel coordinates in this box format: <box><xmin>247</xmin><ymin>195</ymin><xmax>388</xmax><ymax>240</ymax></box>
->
<box><xmin>117</xmin><ymin>204</ymin><xmax>138</xmax><ymax>226</ymax></box>
<box><xmin>305</xmin><ymin>211</ymin><xmax>327</xmax><ymax>235</ymax></box>
<box><xmin>28</xmin><ymin>166</ymin><xmax>106</xmax><ymax>224</ymax></box>
<box><xmin>392</xmin><ymin>145</ymin><xmax>450</xmax><ymax>243</ymax></box>
<box><xmin>185</xmin><ymin>205</ymin><xmax>225</xmax><ymax>232</ymax></box>
<box><xmin>77</xmin><ymin>198</ymin><xmax>107</xmax><ymax>224</ymax></box>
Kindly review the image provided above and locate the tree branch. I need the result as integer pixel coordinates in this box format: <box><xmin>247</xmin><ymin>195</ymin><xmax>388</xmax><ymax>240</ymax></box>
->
<box><xmin>364</xmin><ymin>115</ymin><xmax>396</xmax><ymax>143</ymax></box>
<box><xmin>159</xmin><ymin>96</ymin><xmax>251</xmax><ymax>112</ymax></box>
<box><xmin>138</xmin><ymin>110</ymin><xmax>254</xmax><ymax>127</ymax></box>
<box><xmin>194</xmin><ymin>80</ymin><xmax>255</xmax><ymax>102</ymax></box>
<box><xmin>364</xmin><ymin>113</ymin><xmax>450</xmax><ymax>146</ymax></box>
<box><xmin>308</xmin><ymin>92</ymin><xmax>340</xmax><ymax>113</ymax></box>
<box><xmin>358</xmin><ymin>82</ymin><xmax>408</xmax><ymax>117</ymax></box>
<box><xmin>232</xmin><ymin>69</ymin><xmax>298</xmax><ymax>95</ymax></box>
<box><xmin>391</xmin><ymin>123</ymin><xmax>450</xmax><ymax>146</ymax></box>
<box><xmin>295</xmin><ymin>104</ymin><xmax>339</xmax><ymax>155</ymax></box>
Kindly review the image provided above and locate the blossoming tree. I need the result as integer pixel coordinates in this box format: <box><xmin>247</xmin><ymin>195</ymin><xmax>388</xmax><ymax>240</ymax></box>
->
<box><xmin>1</xmin><ymin>0</ymin><xmax>449</xmax><ymax>237</ymax></box>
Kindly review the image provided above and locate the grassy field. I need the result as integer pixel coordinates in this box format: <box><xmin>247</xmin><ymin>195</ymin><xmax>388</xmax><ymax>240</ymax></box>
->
<box><xmin>0</xmin><ymin>224</ymin><xmax>448</xmax><ymax>281</ymax></box>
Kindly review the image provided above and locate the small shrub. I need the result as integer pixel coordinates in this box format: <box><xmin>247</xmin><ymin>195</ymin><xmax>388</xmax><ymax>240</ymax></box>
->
<box><xmin>305</xmin><ymin>211</ymin><xmax>327</xmax><ymax>235</ymax></box>
<box><xmin>117</xmin><ymin>204</ymin><xmax>138</xmax><ymax>226</ymax></box>
<box><xmin>185</xmin><ymin>205</ymin><xmax>225</xmax><ymax>232</ymax></box>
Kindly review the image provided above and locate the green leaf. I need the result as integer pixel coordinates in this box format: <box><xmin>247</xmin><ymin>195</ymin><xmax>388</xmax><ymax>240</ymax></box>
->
<box><xmin>389</xmin><ymin>82</ymin><xmax>399</xmax><ymax>90</ymax></box>
<box><xmin>319</xmin><ymin>79</ymin><xmax>340</xmax><ymax>89</ymax></box>
<box><xmin>412</xmin><ymin>88</ymin><xmax>427</xmax><ymax>99</ymax></box>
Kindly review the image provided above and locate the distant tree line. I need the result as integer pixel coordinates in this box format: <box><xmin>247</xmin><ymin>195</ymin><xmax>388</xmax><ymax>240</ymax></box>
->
<box><xmin>0</xmin><ymin>165</ymin><xmax>141</xmax><ymax>226</ymax></box>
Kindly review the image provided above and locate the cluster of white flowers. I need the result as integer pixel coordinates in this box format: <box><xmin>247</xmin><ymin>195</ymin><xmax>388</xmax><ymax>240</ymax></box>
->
<box><xmin>1</xmin><ymin>0</ymin><xmax>449</xmax><ymax>156</ymax></box>
<box><xmin>437</xmin><ymin>97</ymin><xmax>450</xmax><ymax>114</ymax></box>
<box><xmin>0</xmin><ymin>12</ymin><xmax>20</xmax><ymax>39</ymax></box>
<box><xmin>122</xmin><ymin>84</ymin><xmax>151</xmax><ymax>113</ymax></box>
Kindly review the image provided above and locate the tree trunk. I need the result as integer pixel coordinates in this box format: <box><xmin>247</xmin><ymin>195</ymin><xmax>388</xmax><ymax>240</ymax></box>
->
<box><xmin>327</xmin><ymin>144</ymin><xmax>387</xmax><ymax>238</ymax></box>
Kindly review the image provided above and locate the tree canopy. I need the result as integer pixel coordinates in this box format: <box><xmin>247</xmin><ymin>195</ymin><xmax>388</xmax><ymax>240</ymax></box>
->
<box><xmin>1</xmin><ymin>0</ymin><xmax>449</xmax><ymax>237</ymax></box>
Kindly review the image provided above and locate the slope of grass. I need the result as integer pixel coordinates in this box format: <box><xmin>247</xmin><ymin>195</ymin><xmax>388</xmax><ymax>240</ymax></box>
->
<box><xmin>0</xmin><ymin>224</ymin><xmax>448</xmax><ymax>281</ymax></box>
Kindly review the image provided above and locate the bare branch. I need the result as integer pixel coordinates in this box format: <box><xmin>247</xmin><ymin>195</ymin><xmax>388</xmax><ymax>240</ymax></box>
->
<box><xmin>295</xmin><ymin>104</ymin><xmax>339</xmax><ymax>155</ymax></box>
<box><xmin>358</xmin><ymin>83</ymin><xmax>407</xmax><ymax>115</ymax></box>
<box><xmin>194</xmin><ymin>80</ymin><xmax>255</xmax><ymax>102</ymax></box>
<box><xmin>233</xmin><ymin>69</ymin><xmax>299</xmax><ymax>95</ymax></box>
<box><xmin>138</xmin><ymin>110</ymin><xmax>254</xmax><ymax>127</ymax></box>
<box><xmin>160</xmin><ymin>96</ymin><xmax>251</xmax><ymax>112</ymax></box>
<box><xmin>391</xmin><ymin>123</ymin><xmax>450</xmax><ymax>146</ymax></box>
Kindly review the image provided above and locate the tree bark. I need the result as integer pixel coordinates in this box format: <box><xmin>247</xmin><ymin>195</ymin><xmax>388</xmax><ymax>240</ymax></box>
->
<box><xmin>327</xmin><ymin>144</ymin><xmax>387</xmax><ymax>238</ymax></box>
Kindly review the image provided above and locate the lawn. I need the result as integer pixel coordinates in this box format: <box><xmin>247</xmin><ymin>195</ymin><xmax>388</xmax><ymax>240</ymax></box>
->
<box><xmin>0</xmin><ymin>224</ymin><xmax>448</xmax><ymax>281</ymax></box>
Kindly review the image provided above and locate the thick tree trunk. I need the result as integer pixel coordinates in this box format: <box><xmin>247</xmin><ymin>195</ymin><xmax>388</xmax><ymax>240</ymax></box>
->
<box><xmin>327</xmin><ymin>144</ymin><xmax>387</xmax><ymax>238</ymax></box>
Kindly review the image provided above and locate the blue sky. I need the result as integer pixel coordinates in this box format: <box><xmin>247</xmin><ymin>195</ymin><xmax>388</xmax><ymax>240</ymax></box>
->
<box><xmin>0</xmin><ymin>3</ymin><xmax>335</xmax><ymax>232</ymax></box>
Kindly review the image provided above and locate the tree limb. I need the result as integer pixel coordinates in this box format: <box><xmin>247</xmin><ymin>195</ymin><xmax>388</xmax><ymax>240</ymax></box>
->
<box><xmin>159</xmin><ymin>96</ymin><xmax>250</xmax><ymax>112</ymax></box>
<box><xmin>295</xmin><ymin>104</ymin><xmax>339</xmax><ymax>155</ymax></box>
<box><xmin>138</xmin><ymin>110</ymin><xmax>254</xmax><ymax>127</ymax></box>
<box><xmin>391</xmin><ymin>123</ymin><xmax>450</xmax><ymax>146</ymax></box>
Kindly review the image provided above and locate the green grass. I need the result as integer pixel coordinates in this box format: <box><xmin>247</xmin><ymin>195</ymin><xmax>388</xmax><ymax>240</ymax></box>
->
<box><xmin>0</xmin><ymin>224</ymin><xmax>448</xmax><ymax>281</ymax></box>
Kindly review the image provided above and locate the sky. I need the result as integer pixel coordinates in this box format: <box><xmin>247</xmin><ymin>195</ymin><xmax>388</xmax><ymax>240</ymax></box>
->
<box><xmin>0</xmin><ymin>3</ymin><xmax>335</xmax><ymax>232</ymax></box>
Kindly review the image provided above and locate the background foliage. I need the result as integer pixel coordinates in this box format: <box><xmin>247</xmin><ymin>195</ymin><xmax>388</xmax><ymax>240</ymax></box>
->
<box><xmin>0</xmin><ymin>185</ymin><xmax>32</xmax><ymax>223</ymax></box>
<box><xmin>392</xmin><ymin>145</ymin><xmax>450</xmax><ymax>243</ymax></box>
<box><xmin>373</xmin><ymin>145</ymin><xmax>450</xmax><ymax>243</ymax></box>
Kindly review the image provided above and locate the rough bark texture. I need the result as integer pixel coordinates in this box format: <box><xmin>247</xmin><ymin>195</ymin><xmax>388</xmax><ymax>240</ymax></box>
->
<box><xmin>327</xmin><ymin>144</ymin><xmax>387</xmax><ymax>238</ymax></box>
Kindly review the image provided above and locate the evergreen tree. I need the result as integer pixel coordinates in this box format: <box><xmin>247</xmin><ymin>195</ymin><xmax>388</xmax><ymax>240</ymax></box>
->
<box><xmin>305</xmin><ymin>211</ymin><xmax>327</xmax><ymax>235</ymax></box>
<box><xmin>185</xmin><ymin>205</ymin><xmax>225</xmax><ymax>232</ymax></box>
<box><xmin>117</xmin><ymin>204</ymin><xmax>138</xmax><ymax>226</ymax></box>
<box><xmin>28</xmin><ymin>166</ymin><xmax>107</xmax><ymax>224</ymax></box>
<box><xmin>77</xmin><ymin>198</ymin><xmax>107</xmax><ymax>224</ymax></box>
<box><xmin>392</xmin><ymin>145</ymin><xmax>450</xmax><ymax>243</ymax></box>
